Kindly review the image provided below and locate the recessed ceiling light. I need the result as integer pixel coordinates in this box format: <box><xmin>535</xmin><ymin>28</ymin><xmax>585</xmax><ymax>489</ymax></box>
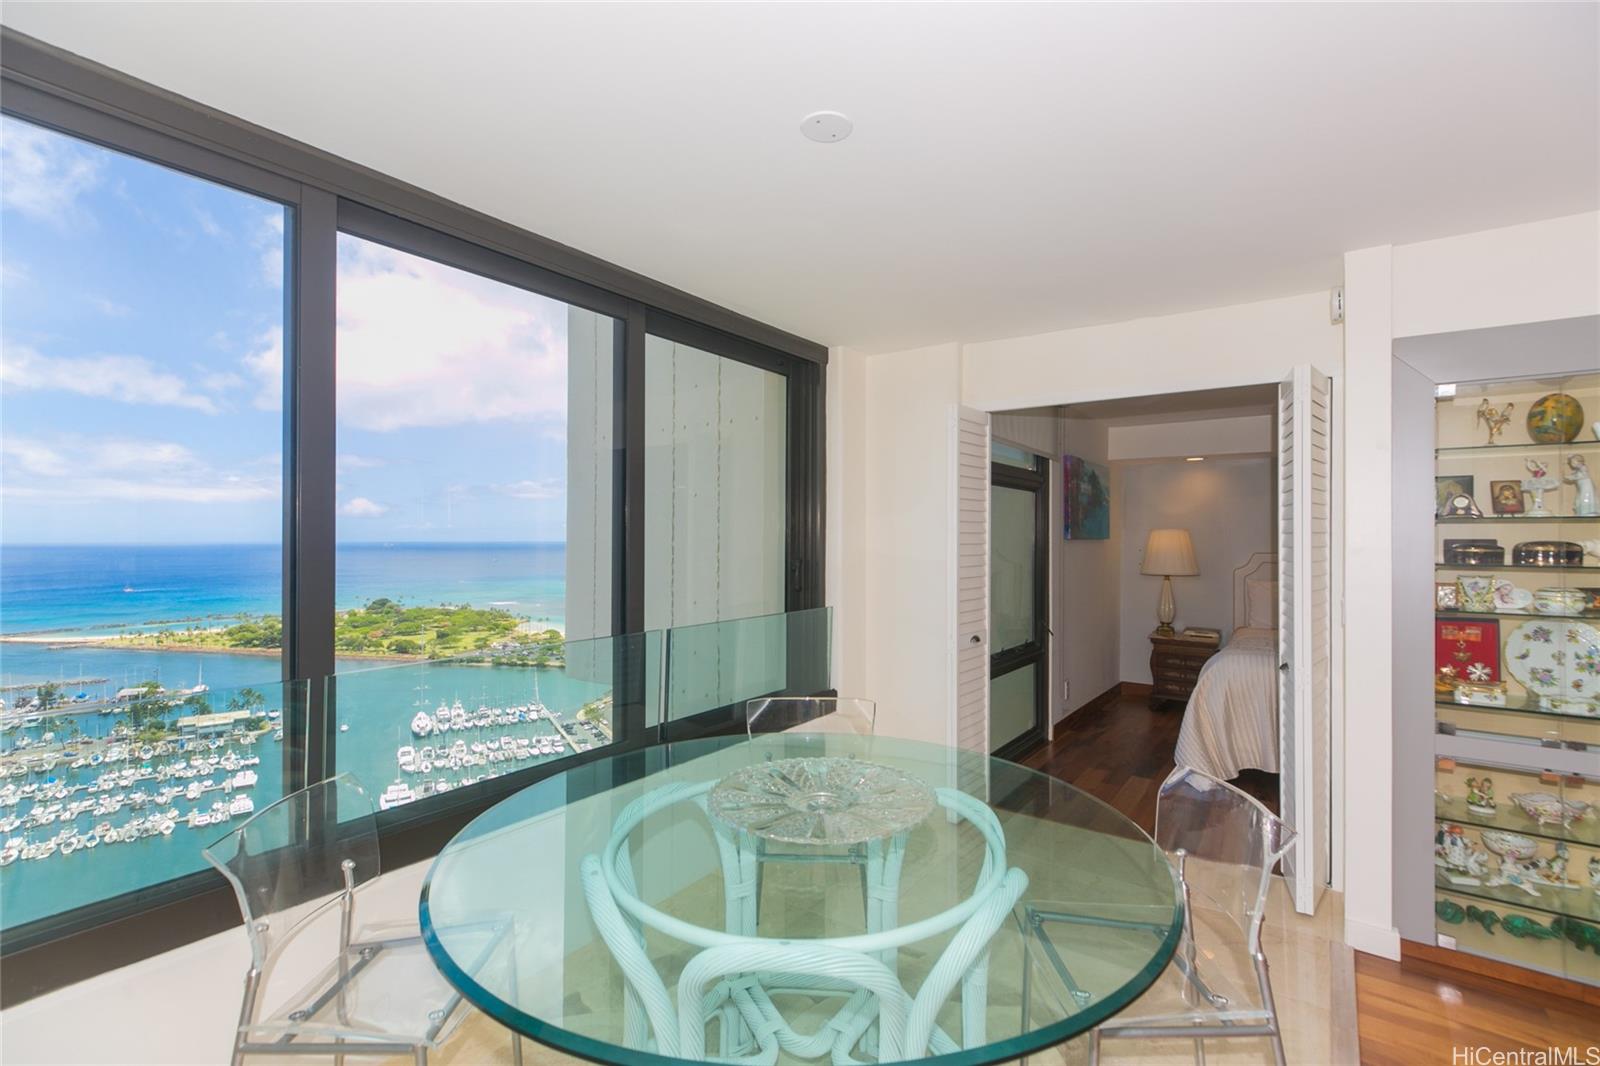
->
<box><xmin>1186</xmin><ymin>456</ymin><xmax>1205</xmax><ymax>462</ymax></box>
<box><xmin>800</xmin><ymin>111</ymin><xmax>853</xmax><ymax>143</ymax></box>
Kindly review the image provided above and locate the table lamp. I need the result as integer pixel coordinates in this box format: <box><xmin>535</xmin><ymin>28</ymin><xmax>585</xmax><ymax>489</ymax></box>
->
<box><xmin>1141</xmin><ymin>528</ymin><xmax>1198</xmax><ymax>635</ymax></box>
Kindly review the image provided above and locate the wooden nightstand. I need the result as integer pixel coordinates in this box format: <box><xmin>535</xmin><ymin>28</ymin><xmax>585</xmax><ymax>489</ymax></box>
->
<box><xmin>1148</xmin><ymin>629</ymin><xmax>1222</xmax><ymax>709</ymax></box>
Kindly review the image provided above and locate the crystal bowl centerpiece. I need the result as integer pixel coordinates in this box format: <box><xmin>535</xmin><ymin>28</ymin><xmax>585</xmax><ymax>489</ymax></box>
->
<box><xmin>708</xmin><ymin>756</ymin><xmax>935</xmax><ymax>845</ymax></box>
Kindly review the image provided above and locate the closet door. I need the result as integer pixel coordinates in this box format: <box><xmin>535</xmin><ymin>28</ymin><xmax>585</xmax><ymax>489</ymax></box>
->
<box><xmin>1278</xmin><ymin>365</ymin><xmax>1333</xmax><ymax>915</ymax></box>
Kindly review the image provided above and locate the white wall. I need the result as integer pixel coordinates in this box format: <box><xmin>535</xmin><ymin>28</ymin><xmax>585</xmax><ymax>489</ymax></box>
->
<box><xmin>1117</xmin><ymin>458</ymin><xmax>1274</xmax><ymax>683</ymax></box>
<box><xmin>1058</xmin><ymin>417</ymin><xmax>1120</xmax><ymax>716</ymax></box>
<box><xmin>1107</xmin><ymin>414</ymin><xmax>1273</xmax><ymax>461</ymax></box>
<box><xmin>962</xmin><ymin>290</ymin><xmax>1344</xmax><ymax>411</ymax></box>
<box><xmin>858</xmin><ymin>342</ymin><xmax>963</xmax><ymax>743</ymax></box>
<box><xmin>1391</xmin><ymin>211</ymin><xmax>1600</xmax><ymax>338</ymax></box>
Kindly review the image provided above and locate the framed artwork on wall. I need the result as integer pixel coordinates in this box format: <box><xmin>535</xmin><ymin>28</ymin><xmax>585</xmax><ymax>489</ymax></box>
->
<box><xmin>1063</xmin><ymin>454</ymin><xmax>1110</xmax><ymax>540</ymax></box>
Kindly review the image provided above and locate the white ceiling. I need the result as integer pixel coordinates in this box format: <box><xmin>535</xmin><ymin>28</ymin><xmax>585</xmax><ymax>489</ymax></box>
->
<box><xmin>5</xmin><ymin>2</ymin><xmax>1596</xmax><ymax>353</ymax></box>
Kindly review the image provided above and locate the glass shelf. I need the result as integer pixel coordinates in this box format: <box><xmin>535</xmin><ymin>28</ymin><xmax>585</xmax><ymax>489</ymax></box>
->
<box><xmin>1433</xmin><ymin>869</ymin><xmax>1600</xmax><ymax>924</ymax></box>
<box><xmin>1436</xmin><ymin>609</ymin><xmax>1600</xmax><ymax>623</ymax></box>
<box><xmin>1434</xmin><ymin>695</ymin><xmax>1599</xmax><ymax>723</ymax></box>
<box><xmin>1437</xmin><ymin>515</ymin><xmax>1600</xmax><ymax>524</ymax></box>
<box><xmin>1437</xmin><ymin>440</ymin><xmax>1600</xmax><ymax>456</ymax></box>
<box><xmin>1435</xmin><ymin>563</ymin><xmax>1600</xmax><ymax>573</ymax></box>
<box><xmin>1435</xmin><ymin>799</ymin><xmax>1600</xmax><ymax>849</ymax></box>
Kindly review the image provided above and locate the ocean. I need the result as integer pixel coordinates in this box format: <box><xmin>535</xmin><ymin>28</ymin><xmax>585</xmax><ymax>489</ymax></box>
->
<box><xmin>0</xmin><ymin>542</ymin><xmax>588</xmax><ymax>929</ymax></box>
<box><xmin>0</xmin><ymin>542</ymin><xmax>568</xmax><ymax>642</ymax></box>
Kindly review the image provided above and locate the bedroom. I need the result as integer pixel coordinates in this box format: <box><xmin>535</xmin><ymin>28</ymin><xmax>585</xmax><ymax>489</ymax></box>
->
<box><xmin>990</xmin><ymin>385</ymin><xmax>1287</xmax><ymax>827</ymax></box>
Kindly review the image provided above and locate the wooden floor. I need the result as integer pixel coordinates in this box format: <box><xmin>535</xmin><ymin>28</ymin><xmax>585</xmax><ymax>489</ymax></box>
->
<box><xmin>1355</xmin><ymin>950</ymin><xmax>1598</xmax><ymax>1064</ymax></box>
<box><xmin>1020</xmin><ymin>687</ymin><xmax>1277</xmax><ymax>835</ymax></box>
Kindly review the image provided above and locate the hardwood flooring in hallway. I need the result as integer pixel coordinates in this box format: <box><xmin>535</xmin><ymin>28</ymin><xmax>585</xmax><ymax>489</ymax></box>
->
<box><xmin>1019</xmin><ymin>687</ymin><xmax>1277</xmax><ymax>834</ymax></box>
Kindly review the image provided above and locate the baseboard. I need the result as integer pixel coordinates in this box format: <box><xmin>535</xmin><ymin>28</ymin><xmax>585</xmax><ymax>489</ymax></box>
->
<box><xmin>1399</xmin><ymin>938</ymin><xmax>1600</xmax><ymax>1008</ymax></box>
<box><xmin>1343</xmin><ymin>917</ymin><xmax>1401</xmax><ymax>960</ymax></box>
<box><xmin>1056</xmin><ymin>681</ymin><xmax>1125</xmax><ymax>723</ymax></box>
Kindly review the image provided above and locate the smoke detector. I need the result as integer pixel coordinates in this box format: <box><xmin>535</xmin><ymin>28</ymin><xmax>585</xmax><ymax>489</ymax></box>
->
<box><xmin>800</xmin><ymin>111</ymin><xmax>853</xmax><ymax>143</ymax></box>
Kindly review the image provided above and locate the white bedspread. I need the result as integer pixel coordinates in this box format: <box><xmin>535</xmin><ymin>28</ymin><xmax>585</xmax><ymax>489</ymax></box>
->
<box><xmin>1173</xmin><ymin>626</ymin><xmax>1279</xmax><ymax>780</ymax></box>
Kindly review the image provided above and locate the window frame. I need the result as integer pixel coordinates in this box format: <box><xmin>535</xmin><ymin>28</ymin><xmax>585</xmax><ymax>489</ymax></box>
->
<box><xmin>0</xmin><ymin>28</ymin><xmax>826</xmax><ymax>1003</ymax></box>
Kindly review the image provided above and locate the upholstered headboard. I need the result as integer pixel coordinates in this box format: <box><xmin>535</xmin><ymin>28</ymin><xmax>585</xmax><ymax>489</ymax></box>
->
<box><xmin>1233</xmin><ymin>552</ymin><xmax>1278</xmax><ymax>631</ymax></box>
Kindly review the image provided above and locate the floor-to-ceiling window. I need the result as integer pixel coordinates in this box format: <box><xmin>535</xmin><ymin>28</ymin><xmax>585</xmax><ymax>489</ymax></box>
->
<box><xmin>0</xmin><ymin>114</ymin><xmax>289</xmax><ymax>929</ymax></box>
<box><xmin>645</xmin><ymin>330</ymin><xmax>789</xmax><ymax>721</ymax></box>
<box><xmin>329</xmin><ymin>227</ymin><xmax>624</xmax><ymax>809</ymax></box>
<box><xmin>0</xmin><ymin>56</ymin><xmax>825</xmax><ymax>982</ymax></box>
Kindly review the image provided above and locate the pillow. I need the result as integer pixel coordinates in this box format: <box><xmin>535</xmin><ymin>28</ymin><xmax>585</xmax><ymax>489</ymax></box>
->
<box><xmin>1245</xmin><ymin>578</ymin><xmax>1278</xmax><ymax>629</ymax></box>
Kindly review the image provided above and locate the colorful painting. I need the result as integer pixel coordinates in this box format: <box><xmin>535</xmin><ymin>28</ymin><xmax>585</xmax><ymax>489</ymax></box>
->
<box><xmin>1063</xmin><ymin>455</ymin><xmax>1110</xmax><ymax>540</ymax></box>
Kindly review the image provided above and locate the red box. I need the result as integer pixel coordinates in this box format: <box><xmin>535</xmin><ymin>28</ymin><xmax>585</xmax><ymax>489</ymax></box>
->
<box><xmin>1435</xmin><ymin>618</ymin><xmax>1500</xmax><ymax>686</ymax></box>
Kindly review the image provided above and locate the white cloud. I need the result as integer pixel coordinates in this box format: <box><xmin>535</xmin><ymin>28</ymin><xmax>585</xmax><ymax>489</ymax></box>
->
<box><xmin>0</xmin><ymin>434</ymin><xmax>278</xmax><ymax>505</ymax></box>
<box><xmin>335</xmin><ymin>235</ymin><xmax>570</xmax><ymax>432</ymax></box>
<box><xmin>337</xmin><ymin>453</ymin><xmax>384</xmax><ymax>472</ymax></box>
<box><xmin>1</xmin><ymin>438</ymin><xmax>70</xmax><ymax>477</ymax></box>
<box><xmin>1</xmin><ymin>342</ymin><xmax>220</xmax><ymax>413</ymax></box>
<box><xmin>193</xmin><ymin>207</ymin><xmax>224</xmax><ymax>239</ymax></box>
<box><xmin>255</xmin><ymin>210</ymin><xmax>284</xmax><ymax>288</ymax></box>
<box><xmin>339</xmin><ymin>496</ymin><xmax>388</xmax><ymax>518</ymax></box>
<box><xmin>241</xmin><ymin>327</ymin><xmax>283</xmax><ymax>410</ymax></box>
<box><xmin>91</xmin><ymin>296</ymin><xmax>131</xmax><ymax>317</ymax></box>
<box><xmin>1</xmin><ymin>117</ymin><xmax>104</xmax><ymax>228</ymax></box>
<box><xmin>495</xmin><ymin>478</ymin><xmax>564</xmax><ymax>501</ymax></box>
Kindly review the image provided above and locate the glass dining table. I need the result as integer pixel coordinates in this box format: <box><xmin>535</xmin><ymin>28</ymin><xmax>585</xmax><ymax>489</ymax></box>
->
<box><xmin>420</xmin><ymin>732</ymin><xmax>1182</xmax><ymax>1066</ymax></box>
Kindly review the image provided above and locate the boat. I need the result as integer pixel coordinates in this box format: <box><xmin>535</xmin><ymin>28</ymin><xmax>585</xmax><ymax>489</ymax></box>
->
<box><xmin>410</xmin><ymin>710</ymin><xmax>433</xmax><ymax>737</ymax></box>
<box><xmin>378</xmin><ymin>782</ymin><xmax>415</xmax><ymax>811</ymax></box>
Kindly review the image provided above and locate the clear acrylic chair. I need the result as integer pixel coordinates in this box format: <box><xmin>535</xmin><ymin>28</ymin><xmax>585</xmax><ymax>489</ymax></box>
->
<box><xmin>1022</xmin><ymin>766</ymin><xmax>1296</xmax><ymax>1066</ymax></box>
<box><xmin>744</xmin><ymin>695</ymin><xmax>877</xmax><ymax>739</ymax></box>
<box><xmin>203</xmin><ymin>773</ymin><xmax>522</xmax><ymax>1066</ymax></box>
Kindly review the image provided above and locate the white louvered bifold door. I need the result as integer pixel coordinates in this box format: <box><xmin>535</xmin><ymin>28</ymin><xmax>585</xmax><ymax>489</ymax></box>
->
<box><xmin>1278</xmin><ymin>365</ymin><xmax>1332</xmax><ymax>916</ymax></box>
<box><xmin>951</xmin><ymin>407</ymin><xmax>991</xmax><ymax>766</ymax></box>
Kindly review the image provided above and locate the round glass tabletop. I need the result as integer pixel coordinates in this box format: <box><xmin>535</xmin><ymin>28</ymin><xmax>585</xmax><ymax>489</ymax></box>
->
<box><xmin>420</xmin><ymin>732</ymin><xmax>1182</xmax><ymax>1066</ymax></box>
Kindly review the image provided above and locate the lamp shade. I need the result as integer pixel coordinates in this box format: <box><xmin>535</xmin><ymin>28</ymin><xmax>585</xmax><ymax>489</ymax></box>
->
<box><xmin>1141</xmin><ymin>528</ymin><xmax>1198</xmax><ymax>576</ymax></box>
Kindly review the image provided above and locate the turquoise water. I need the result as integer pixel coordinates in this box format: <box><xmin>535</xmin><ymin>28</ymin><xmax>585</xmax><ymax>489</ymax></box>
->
<box><xmin>0</xmin><ymin>542</ymin><xmax>567</xmax><ymax>640</ymax></box>
<box><xmin>0</xmin><ymin>542</ymin><xmax>588</xmax><ymax>929</ymax></box>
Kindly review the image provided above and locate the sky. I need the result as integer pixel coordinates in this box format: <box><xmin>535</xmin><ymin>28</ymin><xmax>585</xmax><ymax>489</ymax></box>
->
<box><xmin>0</xmin><ymin>114</ymin><xmax>579</xmax><ymax>546</ymax></box>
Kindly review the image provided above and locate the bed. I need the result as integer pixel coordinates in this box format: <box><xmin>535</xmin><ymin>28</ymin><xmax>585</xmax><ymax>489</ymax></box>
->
<box><xmin>1172</xmin><ymin>552</ymin><xmax>1280</xmax><ymax>780</ymax></box>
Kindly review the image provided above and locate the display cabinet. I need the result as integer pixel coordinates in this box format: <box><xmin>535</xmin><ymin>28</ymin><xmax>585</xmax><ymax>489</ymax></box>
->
<box><xmin>1430</xmin><ymin>372</ymin><xmax>1600</xmax><ymax>985</ymax></box>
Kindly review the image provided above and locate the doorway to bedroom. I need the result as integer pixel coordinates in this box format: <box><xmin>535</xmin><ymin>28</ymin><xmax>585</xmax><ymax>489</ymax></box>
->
<box><xmin>990</xmin><ymin>384</ymin><xmax>1286</xmax><ymax>830</ymax></box>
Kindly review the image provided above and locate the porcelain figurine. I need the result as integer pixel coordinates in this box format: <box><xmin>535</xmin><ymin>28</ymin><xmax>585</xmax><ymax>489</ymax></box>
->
<box><xmin>1476</xmin><ymin>399</ymin><xmax>1514</xmax><ymax>444</ymax></box>
<box><xmin>1465</xmin><ymin>775</ymin><xmax>1496</xmax><ymax>815</ymax></box>
<box><xmin>1548</xmin><ymin>842</ymin><xmax>1572</xmax><ymax>887</ymax></box>
<box><xmin>1488</xmin><ymin>852</ymin><xmax>1541</xmax><ymax>897</ymax></box>
<box><xmin>1566</xmin><ymin>454</ymin><xmax>1598</xmax><ymax>517</ymax></box>
<box><xmin>1522</xmin><ymin>458</ymin><xmax>1560</xmax><ymax>518</ymax></box>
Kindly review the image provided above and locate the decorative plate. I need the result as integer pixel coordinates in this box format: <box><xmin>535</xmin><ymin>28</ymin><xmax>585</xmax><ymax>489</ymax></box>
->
<box><xmin>1509</xmin><ymin>792</ymin><xmax>1592</xmax><ymax>828</ymax></box>
<box><xmin>1478</xmin><ymin>830</ymin><xmax>1539</xmax><ymax>859</ymax></box>
<box><xmin>1503</xmin><ymin>618</ymin><xmax>1600</xmax><ymax>710</ymax></box>
<box><xmin>707</xmin><ymin>757</ymin><xmax>935</xmax><ymax>846</ymax></box>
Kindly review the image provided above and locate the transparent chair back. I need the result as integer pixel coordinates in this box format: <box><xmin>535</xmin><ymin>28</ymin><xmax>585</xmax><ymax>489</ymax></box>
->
<box><xmin>1154</xmin><ymin>766</ymin><xmax>1295</xmax><ymax>952</ymax></box>
<box><xmin>203</xmin><ymin>772</ymin><xmax>382</xmax><ymax>970</ymax></box>
<box><xmin>744</xmin><ymin>696</ymin><xmax>877</xmax><ymax>740</ymax></box>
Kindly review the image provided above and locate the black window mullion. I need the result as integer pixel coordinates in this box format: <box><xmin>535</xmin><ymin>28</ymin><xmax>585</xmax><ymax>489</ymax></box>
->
<box><xmin>284</xmin><ymin>187</ymin><xmax>339</xmax><ymax>792</ymax></box>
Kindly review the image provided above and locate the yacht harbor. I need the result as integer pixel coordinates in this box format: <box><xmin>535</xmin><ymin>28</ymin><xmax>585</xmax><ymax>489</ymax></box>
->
<box><xmin>0</xmin><ymin>648</ymin><xmax>613</xmax><ymax>928</ymax></box>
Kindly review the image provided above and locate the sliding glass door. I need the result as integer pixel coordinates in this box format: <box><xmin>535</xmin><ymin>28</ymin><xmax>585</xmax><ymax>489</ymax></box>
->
<box><xmin>989</xmin><ymin>444</ymin><xmax>1048</xmax><ymax>756</ymax></box>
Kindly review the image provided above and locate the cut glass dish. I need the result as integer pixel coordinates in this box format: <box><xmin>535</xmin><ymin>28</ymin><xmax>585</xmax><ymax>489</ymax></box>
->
<box><xmin>707</xmin><ymin>756</ymin><xmax>936</xmax><ymax>845</ymax></box>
